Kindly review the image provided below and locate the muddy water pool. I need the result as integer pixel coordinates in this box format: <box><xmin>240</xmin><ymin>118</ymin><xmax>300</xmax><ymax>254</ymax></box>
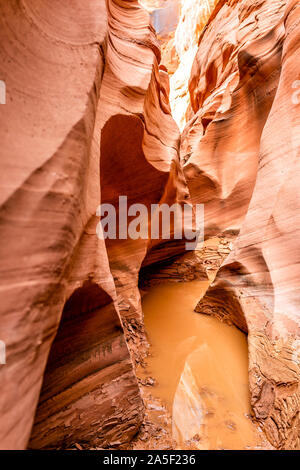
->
<box><xmin>141</xmin><ymin>280</ymin><xmax>267</xmax><ymax>450</ymax></box>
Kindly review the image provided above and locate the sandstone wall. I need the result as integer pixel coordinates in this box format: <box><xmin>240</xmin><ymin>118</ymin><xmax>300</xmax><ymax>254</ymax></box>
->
<box><xmin>0</xmin><ymin>0</ymin><xmax>299</xmax><ymax>451</ymax></box>
<box><xmin>182</xmin><ymin>0</ymin><xmax>290</xmax><ymax>237</ymax></box>
<box><xmin>98</xmin><ymin>0</ymin><xmax>191</xmax><ymax>363</ymax></box>
<box><xmin>170</xmin><ymin>0</ymin><xmax>219</xmax><ymax>130</ymax></box>
<box><xmin>194</xmin><ymin>0</ymin><xmax>300</xmax><ymax>449</ymax></box>
<box><xmin>0</xmin><ymin>0</ymin><xmax>187</xmax><ymax>449</ymax></box>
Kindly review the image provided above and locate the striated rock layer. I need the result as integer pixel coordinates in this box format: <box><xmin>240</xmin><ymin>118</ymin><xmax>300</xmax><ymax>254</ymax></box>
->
<box><xmin>141</xmin><ymin>1</ymin><xmax>219</xmax><ymax>129</ymax></box>
<box><xmin>0</xmin><ymin>0</ymin><xmax>146</xmax><ymax>450</ymax></box>
<box><xmin>99</xmin><ymin>0</ymin><xmax>191</xmax><ymax>364</ymax></box>
<box><xmin>182</xmin><ymin>0</ymin><xmax>290</xmax><ymax>237</ymax></box>
<box><xmin>170</xmin><ymin>0</ymin><xmax>219</xmax><ymax>130</ymax></box>
<box><xmin>0</xmin><ymin>0</ymin><xmax>190</xmax><ymax>449</ymax></box>
<box><xmin>0</xmin><ymin>0</ymin><xmax>299</xmax><ymax>452</ymax></box>
<box><xmin>194</xmin><ymin>0</ymin><xmax>300</xmax><ymax>449</ymax></box>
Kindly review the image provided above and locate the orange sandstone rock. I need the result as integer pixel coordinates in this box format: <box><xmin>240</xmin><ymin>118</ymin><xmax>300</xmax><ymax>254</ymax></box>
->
<box><xmin>195</xmin><ymin>0</ymin><xmax>300</xmax><ymax>449</ymax></box>
<box><xmin>0</xmin><ymin>0</ymin><xmax>299</xmax><ymax>452</ymax></box>
<box><xmin>0</xmin><ymin>0</ymin><xmax>139</xmax><ymax>450</ymax></box>
<box><xmin>182</xmin><ymin>0</ymin><xmax>289</xmax><ymax>238</ymax></box>
<box><xmin>0</xmin><ymin>0</ymin><xmax>189</xmax><ymax>450</ymax></box>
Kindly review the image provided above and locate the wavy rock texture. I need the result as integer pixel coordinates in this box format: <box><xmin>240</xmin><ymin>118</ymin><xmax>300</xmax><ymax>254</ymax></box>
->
<box><xmin>139</xmin><ymin>237</ymin><xmax>231</xmax><ymax>288</ymax></box>
<box><xmin>182</xmin><ymin>0</ymin><xmax>290</xmax><ymax>237</ymax></box>
<box><xmin>0</xmin><ymin>0</ymin><xmax>135</xmax><ymax>450</ymax></box>
<box><xmin>0</xmin><ymin>0</ymin><xmax>190</xmax><ymax>449</ymax></box>
<box><xmin>141</xmin><ymin>1</ymin><xmax>218</xmax><ymax>128</ymax></box>
<box><xmin>99</xmin><ymin>0</ymin><xmax>192</xmax><ymax>363</ymax></box>
<box><xmin>140</xmin><ymin>1</ymin><xmax>180</xmax><ymax>73</ymax></box>
<box><xmin>0</xmin><ymin>0</ymin><xmax>299</xmax><ymax>452</ymax></box>
<box><xmin>170</xmin><ymin>0</ymin><xmax>219</xmax><ymax>130</ymax></box>
<box><xmin>195</xmin><ymin>0</ymin><xmax>300</xmax><ymax>449</ymax></box>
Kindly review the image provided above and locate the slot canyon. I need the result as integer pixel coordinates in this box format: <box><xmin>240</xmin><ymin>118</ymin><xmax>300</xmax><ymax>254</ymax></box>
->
<box><xmin>0</xmin><ymin>0</ymin><xmax>299</xmax><ymax>451</ymax></box>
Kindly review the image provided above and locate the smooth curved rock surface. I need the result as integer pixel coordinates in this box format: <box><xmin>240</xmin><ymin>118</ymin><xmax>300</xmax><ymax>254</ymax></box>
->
<box><xmin>169</xmin><ymin>0</ymin><xmax>218</xmax><ymax>130</ymax></box>
<box><xmin>0</xmin><ymin>0</ymin><xmax>191</xmax><ymax>449</ymax></box>
<box><xmin>99</xmin><ymin>0</ymin><xmax>192</xmax><ymax>363</ymax></box>
<box><xmin>182</xmin><ymin>0</ymin><xmax>289</xmax><ymax>237</ymax></box>
<box><xmin>0</xmin><ymin>0</ymin><xmax>187</xmax><ymax>449</ymax></box>
<box><xmin>195</xmin><ymin>0</ymin><xmax>300</xmax><ymax>449</ymax></box>
<box><xmin>0</xmin><ymin>0</ymin><xmax>299</xmax><ymax>452</ymax></box>
<box><xmin>0</xmin><ymin>0</ymin><xmax>137</xmax><ymax>450</ymax></box>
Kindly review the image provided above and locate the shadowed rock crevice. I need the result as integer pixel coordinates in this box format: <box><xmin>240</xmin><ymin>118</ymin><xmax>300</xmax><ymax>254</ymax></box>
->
<box><xmin>29</xmin><ymin>282</ymin><xmax>143</xmax><ymax>449</ymax></box>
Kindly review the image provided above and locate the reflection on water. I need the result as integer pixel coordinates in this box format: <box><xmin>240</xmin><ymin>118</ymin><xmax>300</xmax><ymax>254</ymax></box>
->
<box><xmin>141</xmin><ymin>280</ymin><xmax>266</xmax><ymax>450</ymax></box>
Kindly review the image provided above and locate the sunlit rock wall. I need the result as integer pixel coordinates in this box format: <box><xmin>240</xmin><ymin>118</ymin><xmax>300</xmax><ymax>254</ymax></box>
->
<box><xmin>141</xmin><ymin>1</ymin><xmax>218</xmax><ymax>125</ymax></box>
<box><xmin>182</xmin><ymin>0</ymin><xmax>289</xmax><ymax>237</ymax></box>
<box><xmin>99</xmin><ymin>0</ymin><xmax>191</xmax><ymax>363</ymax></box>
<box><xmin>170</xmin><ymin>0</ymin><xmax>219</xmax><ymax>129</ymax></box>
<box><xmin>1</xmin><ymin>0</ymin><xmax>299</xmax><ymax>452</ymax></box>
<box><xmin>0</xmin><ymin>0</ymin><xmax>189</xmax><ymax>449</ymax></box>
<box><xmin>140</xmin><ymin>1</ymin><xmax>181</xmax><ymax>74</ymax></box>
<box><xmin>0</xmin><ymin>0</ymin><xmax>137</xmax><ymax>450</ymax></box>
<box><xmin>195</xmin><ymin>0</ymin><xmax>300</xmax><ymax>449</ymax></box>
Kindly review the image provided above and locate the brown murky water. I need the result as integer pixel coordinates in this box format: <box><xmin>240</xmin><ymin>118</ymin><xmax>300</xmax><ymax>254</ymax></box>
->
<box><xmin>141</xmin><ymin>280</ymin><xmax>267</xmax><ymax>450</ymax></box>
